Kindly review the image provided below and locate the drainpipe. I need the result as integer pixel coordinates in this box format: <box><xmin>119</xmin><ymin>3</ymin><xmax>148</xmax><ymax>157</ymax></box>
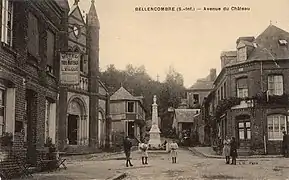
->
<box><xmin>260</xmin><ymin>61</ymin><xmax>267</xmax><ymax>154</ymax></box>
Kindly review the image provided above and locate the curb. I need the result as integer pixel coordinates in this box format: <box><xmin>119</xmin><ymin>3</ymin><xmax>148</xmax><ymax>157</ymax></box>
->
<box><xmin>188</xmin><ymin>147</ymin><xmax>283</xmax><ymax>159</ymax></box>
<box><xmin>107</xmin><ymin>172</ymin><xmax>127</xmax><ymax>180</ymax></box>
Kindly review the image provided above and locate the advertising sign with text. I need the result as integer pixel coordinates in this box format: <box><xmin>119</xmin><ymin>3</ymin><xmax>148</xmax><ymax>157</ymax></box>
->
<box><xmin>60</xmin><ymin>52</ymin><xmax>80</xmax><ymax>85</ymax></box>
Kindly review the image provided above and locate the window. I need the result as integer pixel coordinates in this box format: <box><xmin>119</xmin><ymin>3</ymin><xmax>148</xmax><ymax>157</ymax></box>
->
<box><xmin>237</xmin><ymin>47</ymin><xmax>247</xmax><ymax>61</ymax></box>
<box><xmin>236</xmin><ymin>78</ymin><xmax>248</xmax><ymax>98</ymax></box>
<box><xmin>46</xmin><ymin>30</ymin><xmax>55</xmax><ymax>74</ymax></box>
<box><xmin>268</xmin><ymin>75</ymin><xmax>283</xmax><ymax>95</ymax></box>
<box><xmin>0</xmin><ymin>88</ymin><xmax>5</xmax><ymax>135</ymax></box>
<box><xmin>28</xmin><ymin>12</ymin><xmax>39</xmax><ymax>57</ymax></box>
<box><xmin>193</xmin><ymin>94</ymin><xmax>199</xmax><ymax>104</ymax></box>
<box><xmin>267</xmin><ymin>114</ymin><xmax>286</xmax><ymax>140</ymax></box>
<box><xmin>80</xmin><ymin>55</ymin><xmax>84</xmax><ymax>72</ymax></box>
<box><xmin>221</xmin><ymin>86</ymin><xmax>224</xmax><ymax>100</ymax></box>
<box><xmin>278</xmin><ymin>39</ymin><xmax>288</xmax><ymax>46</ymax></box>
<box><xmin>238</xmin><ymin>121</ymin><xmax>251</xmax><ymax>140</ymax></box>
<box><xmin>1</xmin><ymin>0</ymin><xmax>13</xmax><ymax>46</ymax></box>
<box><xmin>127</xmin><ymin>102</ymin><xmax>135</xmax><ymax>113</ymax></box>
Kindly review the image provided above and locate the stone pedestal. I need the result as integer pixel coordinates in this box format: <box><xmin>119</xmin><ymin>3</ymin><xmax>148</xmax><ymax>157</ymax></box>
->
<box><xmin>148</xmin><ymin>95</ymin><xmax>162</xmax><ymax>148</ymax></box>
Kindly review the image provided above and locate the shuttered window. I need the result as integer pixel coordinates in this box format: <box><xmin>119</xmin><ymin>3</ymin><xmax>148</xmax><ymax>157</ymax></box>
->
<box><xmin>28</xmin><ymin>13</ymin><xmax>39</xmax><ymax>57</ymax></box>
<box><xmin>46</xmin><ymin>30</ymin><xmax>55</xmax><ymax>74</ymax></box>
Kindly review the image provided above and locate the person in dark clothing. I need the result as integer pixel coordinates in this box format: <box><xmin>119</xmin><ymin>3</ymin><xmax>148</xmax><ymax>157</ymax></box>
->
<box><xmin>123</xmin><ymin>136</ymin><xmax>133</xmax><ymax>167</ymax></box>
<box><xmin>282</xmin><ymin>131</ymin><xmax>289</xmax><ymax>158</ymax></box>
<box><xmin>230</xmin><ymin>137</ymin><xmax>238</xmax><ymax>165</ymax></box>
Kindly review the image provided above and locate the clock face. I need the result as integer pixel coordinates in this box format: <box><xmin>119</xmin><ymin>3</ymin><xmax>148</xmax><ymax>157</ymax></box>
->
<box><xmin>73</xmin><ymin>25</ymin><xmax>80</xmax><ymax>37</ymax></box>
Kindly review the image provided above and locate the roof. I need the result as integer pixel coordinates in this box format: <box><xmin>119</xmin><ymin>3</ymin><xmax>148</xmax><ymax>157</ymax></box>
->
<box><xmin>68</xmin><ymin>4</ymin><xmax>77</xmax><ymax>15</ymax></box>
<box><xmin>174</xmin><ymin>109</ymin><xmax>199</xmax><ymax>123</ymax></box>
<box><xmin>87</xmin><ymin>1</ymin><xmax>100</xmax><ymax>27</ymax></box>
<box><xmin>247</xmin><ymin>25</ymin><xmax>289</xmax><ymax>61</ymax></box>
<box><xmin>221</xmin><ymin>51</ymin><xmax>237</xmax><ymax>57</ymax></box>
<box><xmin>188</xmin><ymin>80</ymin><xmax>214</xmax><ymax>90</ymax></box>
<box><xmin>110</xmin><ymin>87</ymin><xmax>139</xmax><ymax>101</ymax></box>
<box><xmin>55</xmin><ymin>0</ymin><xmax>69</xmax><ymax>10</ymax></box>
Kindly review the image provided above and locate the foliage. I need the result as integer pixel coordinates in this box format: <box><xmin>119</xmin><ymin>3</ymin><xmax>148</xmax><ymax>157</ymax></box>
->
<box><xmin>0</xmin><ymin>132</ymin><xmax>13</xmax><ymax>147</ymax></box>
<box><xmin>253</xmin><ymin>92</ymin><xmax>289</xmax><ymax>105</ymax></box>
<box><xmin>100</xmin><ymin>64</ymin><xmax>186</xmax><ymax>120</ymax></box>
<box><xmin>215</xmin><ymin>97</ymin><xmax>243</xmax><ymax>120</ymax></box>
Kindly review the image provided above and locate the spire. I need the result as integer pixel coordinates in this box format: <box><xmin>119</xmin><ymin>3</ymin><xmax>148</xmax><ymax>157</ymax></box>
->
<box><xmin>87</xmin><ymin>0</ymin><xmax>100</xmax><ymax>28</ymax></box>
<box><xmin>74</xmin><ymin>0</ymin><xmax>79</xmax><ymax>5</ymax></box>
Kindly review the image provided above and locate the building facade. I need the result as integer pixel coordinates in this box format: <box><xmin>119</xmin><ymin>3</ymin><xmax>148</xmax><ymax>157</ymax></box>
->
<box><xmin>110</xmin><ymin>87</ymin><xmax>146</xmax><ymax>143</ymax></box>
<box><xmin>186</xmin><ymin>69</ymin><xmax>216</xmax><ymax>109</ymax></box>
<box><xmin>58</xmin><ymin>0</ymin><xmax>110</xmax><ymax>154</ymax></box>
<box><xmin>207</xmin><ymin>25</ymin><xmax>289</xmax><ymax>155</ymax></box>
<box><xmin>0</xmin><ymin>0</ymin><xmax>69</xmax><ymax>164</ymax></box>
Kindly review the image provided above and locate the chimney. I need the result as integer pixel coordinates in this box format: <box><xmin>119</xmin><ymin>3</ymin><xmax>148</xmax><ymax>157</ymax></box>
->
<box><xmin>209</xmin><ymin>69</ymin><xmax>216</xmax><ymax>81</ymax></box>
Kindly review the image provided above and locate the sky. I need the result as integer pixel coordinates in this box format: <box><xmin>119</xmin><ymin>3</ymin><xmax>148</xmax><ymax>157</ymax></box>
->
<box><xmin>68</xmin><ymin>0</ymin><xmax>289</xmax><ymax>88</ymax></box>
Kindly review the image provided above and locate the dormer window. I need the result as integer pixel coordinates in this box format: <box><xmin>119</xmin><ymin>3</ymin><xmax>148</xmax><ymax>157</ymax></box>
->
<box><xmin>278</xmin><ymin>39</ymin><xmax>287</xmax><ymax>46</ymax></box>
<box><xmin>237</xmin><ymin>47</ymin><xmax>247</xmax><ymax>62</ymax></box>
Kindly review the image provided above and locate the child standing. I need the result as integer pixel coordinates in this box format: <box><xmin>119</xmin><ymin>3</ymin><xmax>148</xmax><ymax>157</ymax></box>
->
<box><xmin>139</xmin><ymin>140</ymin><xmax>149</xmax><ymax>165</ymax></box>
<box><xmin>170</xmin><ymin>140</ymin><xmax>179</xmax><ymax>163</ymax></box>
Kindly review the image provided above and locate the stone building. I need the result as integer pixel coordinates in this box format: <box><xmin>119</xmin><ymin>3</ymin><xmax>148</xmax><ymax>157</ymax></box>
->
<box><xmin>206</xmin><ymin>25</ymin><xmax>289</xmax><ymax>155</ymax></box>
<box><xmin>110</xmin><ymin>86</ymin><xmax>146</xmax><ymax>143</ymax></box>
<box><xmin>0</xmin><ymin>0</ymin><xmax>69</xmax><ymax>164</ymax></box>
<box><xmin>186</xmin><ymin>69</ymin><xmax>216</xmax><ymax>109</ymax></box>
<box><xmin>58</xmin><ymin>0</ymin><xmax>110</xmax><ymax>154</ymax></box>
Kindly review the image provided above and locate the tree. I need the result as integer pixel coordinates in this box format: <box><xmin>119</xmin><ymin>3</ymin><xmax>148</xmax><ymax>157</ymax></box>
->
<box><xmin>100</xmin><ymin>64</ymin><xmax>186</xmax><ymax>135</ymax></box>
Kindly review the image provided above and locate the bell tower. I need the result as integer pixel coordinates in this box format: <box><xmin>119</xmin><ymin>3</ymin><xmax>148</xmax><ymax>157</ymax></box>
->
<box><xmin>87</xmin><ymin>0</ymin><xmax>100</xmax><ymax>148</ymax></box>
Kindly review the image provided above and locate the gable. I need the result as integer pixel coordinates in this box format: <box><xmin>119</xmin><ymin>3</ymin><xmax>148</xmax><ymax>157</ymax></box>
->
<box><xmin>237</xmin><ymin>41</ymin><xmax>246</xmax><ymax>49</ymax></box>
<box><xmin>69</xmin><ymin>5</ymin><xmax>85</xmax><ymax>25</ymax></box>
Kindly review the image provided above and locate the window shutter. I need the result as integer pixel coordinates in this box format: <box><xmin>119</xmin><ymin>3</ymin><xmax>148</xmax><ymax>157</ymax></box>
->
<box><xmin>28</xmin><ymin>13</ymin><xmax>39</xmax><ymax>57</ymax></box>
<box><xmin>46</xmin><ymin>31</ymin><xmax>55</xmax><ymax>67</ymax></box>
<box><xmin>83</xmin><ymin>55</ymin><xmax>88</xmax><ymax>74</ymax></box>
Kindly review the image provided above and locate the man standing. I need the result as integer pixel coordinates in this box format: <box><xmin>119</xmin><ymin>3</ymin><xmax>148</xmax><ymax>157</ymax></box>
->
<box><xmin>230</xmin><ymin>137</ymin><xmax>238</xmax><ymax>165</ymax></box>
<box><xmin>282</xmin><ymin>131</ymin><xmax>288</xmax><ymax>158</ymax></box>
<box><xmin>123</xmin><ymin>136</ymin><xmax>133</xmax><ymax>167</ymax></box>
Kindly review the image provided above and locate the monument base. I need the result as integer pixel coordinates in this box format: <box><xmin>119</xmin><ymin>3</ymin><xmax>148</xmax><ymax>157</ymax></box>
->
<box><xmin>148</xmin><ymin>131</ymin><xmax>162</xmax><ymax>149</ymax></box>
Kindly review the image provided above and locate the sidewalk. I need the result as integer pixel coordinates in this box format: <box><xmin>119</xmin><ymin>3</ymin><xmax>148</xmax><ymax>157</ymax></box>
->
<box><xmin>188</xmin><ymin>146</ymin><xmax>283</xmax><ymax>159</ymax></box>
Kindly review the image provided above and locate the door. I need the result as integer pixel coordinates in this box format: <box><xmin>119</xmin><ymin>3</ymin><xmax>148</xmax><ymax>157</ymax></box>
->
<box><xmin>68</xmin><ymin>114</ymin><xmax>78</xmax><ymax>145</ymax></box>
<box><xmin>237</xmin><ymin>121</ymin><xmax>251</xmax><ymax>148</ymax></box>
<box><xmin>127</xmin><ymin>121</ymin><xmax>134</xmax><ymax>138</ymax></box>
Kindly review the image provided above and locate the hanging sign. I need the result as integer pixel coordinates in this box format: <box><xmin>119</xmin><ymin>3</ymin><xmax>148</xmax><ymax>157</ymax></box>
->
<box><xmin>60</xmin><ymin>52</ymin><xmax>80</xmax><ymax>85</ymax></box>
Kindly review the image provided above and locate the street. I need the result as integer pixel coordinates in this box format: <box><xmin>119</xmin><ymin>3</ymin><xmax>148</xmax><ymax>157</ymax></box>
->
<box><xmin>24</xmin><ymin>148</ymin><xmax>289</xmax><ymax>180</ymax></box>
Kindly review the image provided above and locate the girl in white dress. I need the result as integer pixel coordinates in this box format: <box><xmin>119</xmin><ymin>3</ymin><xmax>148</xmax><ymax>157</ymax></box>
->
<box><xmin>139</xmin><ymin>140</ymin><xmax>149</xmax><ymax>165</ymax></box>
<box><xmin>170</xmin><ymin>140</ymin><xmax>179</xmax><ymax>163</ymax></box>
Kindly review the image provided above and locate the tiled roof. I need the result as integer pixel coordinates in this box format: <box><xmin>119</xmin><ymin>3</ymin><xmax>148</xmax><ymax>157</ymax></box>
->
<box><xmin>174</xmin><ymin>109</ymin><xmax>199</xmax><ymax>123</ymax></box>
<box><xmin>189</xmin><ymin>80</ymin><xmax>214</xmax><ymax>90</ymax></box>
<box><xmin>110</xmin><ymin>87</ymin><xmax>139</xmax><ymax>101</ymax></box>
<box><xmin>68</xmin><ymin>4</ymin><xmax>77</xmax><ymax>15</ymax></box>
<box><xmin>248</xmin><ymin>25</ymin><xmax>289</xmax><ymax>61</ymax></box>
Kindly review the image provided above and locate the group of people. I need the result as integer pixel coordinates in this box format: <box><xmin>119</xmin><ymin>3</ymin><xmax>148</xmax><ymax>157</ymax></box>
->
<box><xmin>222</xmin><ymin>136</ymin><xmax>238</xmax><ymax>165</ymax></box>
<box><xmin>123</xmin><ymin>136</ymin><xmax>179</xmax><ymax>167</ymax></box>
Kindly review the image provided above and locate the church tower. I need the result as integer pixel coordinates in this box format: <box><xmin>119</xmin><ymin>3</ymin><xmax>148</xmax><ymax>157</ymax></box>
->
<box><xmin>87</xmin><ymin>0</ymin><xmax>100</xmax><ymax>148</ymax></box>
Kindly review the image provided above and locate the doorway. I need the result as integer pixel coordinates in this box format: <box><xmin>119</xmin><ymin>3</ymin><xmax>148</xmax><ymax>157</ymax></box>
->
<box><xmin>67</xmin><ymin>114</ymin><xmax>78</xmax><ymax>145</ymax></box>
<box><xmin>127</xmin><ymin>121</ymin><xmax>134</xmax><ymax>138</ymax></box>
<box><xmin>236</xmin><ymin>115</ymin><xmax>251</xmax><ymax>148</ymax></box>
